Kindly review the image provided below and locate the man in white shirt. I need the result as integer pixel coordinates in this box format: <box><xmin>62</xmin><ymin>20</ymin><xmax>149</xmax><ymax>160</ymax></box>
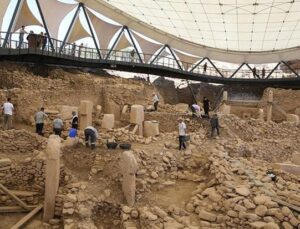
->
<box><xmin>178</xmin><ymin>118</ymin><xmax>187</xmax><ymax>150</ymax></box>
<box><xmin>53</xmin><ymin>115</ymin><xmax>64</xmax><ymax>137</ymax></box>
<box><xmin>35</xmin><ymin>107</ymin><xmax>48</xmax><ymax>136</ymax></box>
<box><xmin>2</xmin><ymin>98</ymin><xmax>14</xmax><ymax>130</ymax></box>
<box><xmin>152</xmin><ymin>92</ymin><xmax>159</xmax><ymax>111</ymax></box>
<box><xmin>84</xmin><ymin>126</ymin><xmax>99</xmax><ymax>149</ymax></box>
<box><xmin>18</xmin><ymin>25</ymin><xmax>26</xmax><ymax>48</ymax></box>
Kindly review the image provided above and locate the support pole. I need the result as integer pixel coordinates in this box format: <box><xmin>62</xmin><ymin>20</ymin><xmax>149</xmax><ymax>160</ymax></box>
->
<box><xmin>150</xmin><ymin>45</ymin><xmax>166</xmax><ymax>65</ymax></box>
<box><xmin>229</xmin><ymin>63</ymin><xmax>245</xmax><ymax>78</ymax></box>
<box><xmin>265</xmin><ymin>62</ymin><xmax>281</xmax><ymax>79</ymax></box>
<box><xmin>125</xmin><ymin>26</ymin><xmax>143</xmax><ymax>63</ymax></box>
<box><xmin>189</xmin><ymin>57</ymin><xmax>207</xmax><ymax>73</ymax></box>
<box><xmin>2</xmin><ymin>0</ymin><xmax>23</xmax><ymax>48</ymax></box>
<box><xmin>281</xmin><ymin>61</ymin><xmax>300</xmax><ymax>78</ymax></box>
<box><xmin>266</xmin><ymin>90</ymin><xmax>273</xmax><ymax>122</ymax></box>
<box><xmin>166</xmin><ymin>45</ymin><xmax>183</xmax><ymax>70</ymax></box>
<box><xmin>105</xmin><ymin>26</ymin><xmax>125</xmax><ymax>60</ymax></box>
<box><xmin>81</xmin><ymin>3</ymin><xmax>101</xmax><ymax>59</ymax></box>
<box><xmin>186</xmin><ymin>80</ymin><xmax>197</xmax><ymax>104</ymax></box>
<box><xmin>59</xmin><ymin>5</ymin><xmax>81</xmax><ymax>53</ymax></box>
<box><xmin>35</xmin><ymin>0</ymin><xmax>55</xmax><ymax>51</ymax></box>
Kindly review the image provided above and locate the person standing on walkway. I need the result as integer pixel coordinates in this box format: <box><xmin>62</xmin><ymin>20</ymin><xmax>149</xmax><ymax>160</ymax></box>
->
<box><xmin>203</xmin><ymin>62</ymin><xmax>207</xmax><ymax>74</ymax></box>
<box><xmin>42</xmin><ymin>33</ymin><xmax>48</xmax><ymax>51</ymax></box>
<box><xmin>152</xmin><ymin>92</ymin><xmax>159</xmax><ymax>111</ymax></box>
<box><xmin>210</xmin><ymin>113</ymin><xmax>220</xmax><ymax>137</ymax></box>
<box><xmin>18</xmin><ymin>25</ymin><xmax>26</xmax><ymax>48</ymax></box>
<box><xmin>178</xmin><ymin>118</ymin><xmax>187</xmax><ymax>150</ymax></box>
<box><xmin>203</xmin><ymin>97</ymin><xmax>210</xmax><ymax>117</ymax></box>
<box><xmin>84</xmin><ymin>126</ymin><xmax>98</xmax><ymax>149</ymax></box>
<box><xmin>53</xmin><ymin>115</ymin><xmax>63</xmax><ymax>137</ymax></box>
<box><xmin>78</xmin><ymin>43</ymin><xmax>83</xmax><ymax>57</ymax></box>
<box><xmin>35</xmin><ymin>107</ymin><xmax>48</xmax><ymax>136</ymax></box>
<box><xmin>71</xmin><ymin>111</ymin><xmax>78</xmax><ymax>129</ymax></box>
<box><xmin>1</xmin><ymin>98</ymin><xmax>14</xmax><ymax>130</ymax></box>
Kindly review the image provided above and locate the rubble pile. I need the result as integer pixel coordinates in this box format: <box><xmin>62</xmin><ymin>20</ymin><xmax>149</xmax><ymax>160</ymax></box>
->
<box><xmin>221</xmin><ymin>115</ymin><xmax>300</xmax><ymax>162</ymax></box>
<box><xmin>0</xmin><ymin>129</ymin><xmax>46</xmax><ymax>154</ymax></box>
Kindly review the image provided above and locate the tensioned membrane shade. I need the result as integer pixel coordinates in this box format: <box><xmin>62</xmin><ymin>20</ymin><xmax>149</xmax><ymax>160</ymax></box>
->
<box><xmin>114</xmin><ymin>32</ymin><xmax>131</xmax><ymax>50</ymax></box>
<box><xmin>38</xmin><ymin>0</ymin><xmax>77</xmax><ymax>39</ymax></box>
<box><xmin>14</xmin><ymin>0</ymin><xmax>42</xmax><ymax>31</ymax></box>
<box><xmin>132</xmin><ymin>32</ymin><xmax>163</xmax><ymax>63</ymax></box>
<box><xmin>67</xmin><ymin>16</ymin><xmax>90</xmax><ymax>44</ymax></box>
<box><xmin>173</xmin><ymin>50</ymin><xmax>201</xmax><ymax>70</ymax></box>
<box><xmin>154</xmin><ymin>47</ymin><xmax>171</xmax><ymax>63</ymax></box>
<box><xmin>0</xmin><ymin>0</ymin><xmax>10</xmax><ymax>31</ymax></box>
<box><xmin>86</xmin><ymin>9</ymin><xmax>121</xmax><ymax>49</ymax></box>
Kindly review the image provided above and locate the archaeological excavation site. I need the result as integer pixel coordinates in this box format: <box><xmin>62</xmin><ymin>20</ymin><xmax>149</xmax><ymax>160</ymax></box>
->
<box><xmin>0</xmin><ymin>62</ymin><xmax>300</xmax><ymax>229</ymax></box>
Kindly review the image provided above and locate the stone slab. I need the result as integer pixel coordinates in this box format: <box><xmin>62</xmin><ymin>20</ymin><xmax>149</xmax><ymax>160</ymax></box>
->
<box><xmin>102</xmin><ymin>114</ymin><xmax>115</xmax><ymax>130</ymax></box>
<box><xmin>272</xmin><ymin>163</ymin><xmax>300</xmax><ymax>176</ymax></box>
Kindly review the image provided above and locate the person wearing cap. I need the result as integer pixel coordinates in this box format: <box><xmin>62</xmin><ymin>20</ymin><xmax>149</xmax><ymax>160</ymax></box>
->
<box><xmin>210</xmin><ymin>113</ymin><xmax>220</xmax><ymax>137</ymax></box>
<box><xmin>84</xmin><ymin>126</ymin><xmax>98</xmax><ymax>149</ymax></box>
<box><xmin>34</xmin><ymin>107</ymin><xmax>48</xmax><ymax>136</ymax></box>
<box><xmin>53</xmin><ymin>115</ymin><xmax>63</xmax><ymax>136</ymax></box>
<box><xmin>178</xmin><ymin>118</ymin><xmax>187</xmax><ymax>150</ymax></box>
<box><xmin>152</xmin><ymin>92</ymin><xmax>159</xmax><ymax>111</ymax></box>
<box><xmin>71</xmin><ymin>111</ymin><xmax>78</xmax><ymax>129</ymax></box>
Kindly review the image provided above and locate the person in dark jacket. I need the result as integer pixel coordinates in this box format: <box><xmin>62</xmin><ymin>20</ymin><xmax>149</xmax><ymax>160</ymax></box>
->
<box><xmin>210</xmin><ymin>113</ymin><xmax>220</xmax><ymax>137</ymax></box>
<box><xmin>71</xmin><ymin>111</ymin><xmax>78</xmax><ymax>129</ymax></box>
<box><xmin>203</xmin><ymin>97</ymin><xmax>210</xmax><ymax>117</ymax></box>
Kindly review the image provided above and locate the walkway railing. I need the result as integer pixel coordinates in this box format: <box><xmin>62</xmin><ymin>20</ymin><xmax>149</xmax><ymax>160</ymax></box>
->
<box><xmin>0</xmin><ymin>31</ymin><xmax>299</xmax><ymax>80</ymax></box>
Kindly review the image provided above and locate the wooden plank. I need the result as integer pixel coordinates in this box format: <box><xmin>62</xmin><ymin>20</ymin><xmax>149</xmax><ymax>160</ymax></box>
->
<box><xmin>272</xmin><ymin>197</ymin><xmax>300</xmax><ymax>213</ymax></box>
<box><xmin>0</xmin><ymin>206</ymin><xmax>37</xmax><ymax>213</ymax></box>
<box><xmin>0</xmin><ymin>184</ymin><xmax>30</xmax><ymax>211</ymax></box>
<box><xmin>10</xmin><ymin>204</ymin><xmax>43</xmax><ymax>229</ymax></box>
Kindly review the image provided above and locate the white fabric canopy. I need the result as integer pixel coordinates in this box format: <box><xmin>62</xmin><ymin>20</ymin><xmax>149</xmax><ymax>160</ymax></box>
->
<box><xmin>0</xmin><ymin>0</ymin><xmax>10</xmax><ymax>31</ymax></box>
<box><xmin>14</xmin><ymin>0</ymin><xmax>42</xmax><ymax>31</ymax></box>
<box><xmin>173</xmin><ymin>50</ymin><xmax>201</xmax><ymax>70</ymax></box>
<box><xmin>86</xmin><ymin>9</ymin><xmax>121</xmax><ymax>50</ymax></box>
<box><xmin>67</xmin><ymin>16</ymin><xmax>90</xmax><ymax>43</ymax></box>
<box><xmin>132</xmin><ymin>32</ymin><xmax>163</xmax><ymax>63</ymax></box>
<box><xmin>114</xmin><ymin>32</ymin><xmax>131</xmax><ymax>50</ymax></box>
<box><xmin>38</xmin><ymin>0</ymin><xmax>77</xmax><ymax>39</ymax></box>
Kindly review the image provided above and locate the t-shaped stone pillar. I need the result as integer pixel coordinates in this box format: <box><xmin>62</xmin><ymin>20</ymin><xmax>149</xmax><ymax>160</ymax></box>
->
<box><xmin>130</xmin><ymin>105</ymin><xmax>144</xmax><ymax>136</ymax></box>
<box><xmin>266</xmin><ymin>90</ymin><xmax>273</xmax><ymax>122</ymax></box>
<box><xmin>119</xmin><ymin>151</ymin><xmax>138</xmax><ymax>207</ymax></box>
<box><xmin>223</xmin><ymin>91</ymin><xmax>228</xmax><ymax>103</ymax></box>
<box><xmin>79</xmin><ymin>100</ymin><xmax>93</xmax><ymax>130</ymax></box>
<box><xmin>43</xmin><ymin>135</ymin><xmax>61</xmax><ymax>222</ymax></box>
<box><xmin>258</xmin><ymin>109</ymin><xmax>264</xmax><ymax>121</ymax></box>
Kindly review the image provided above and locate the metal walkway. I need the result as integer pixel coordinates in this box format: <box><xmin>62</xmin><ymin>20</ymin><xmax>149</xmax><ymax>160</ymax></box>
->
<box><xmin>0</xmin><ymin>32</ymin><xmax>300</xmax><ymax>87</ymax></box>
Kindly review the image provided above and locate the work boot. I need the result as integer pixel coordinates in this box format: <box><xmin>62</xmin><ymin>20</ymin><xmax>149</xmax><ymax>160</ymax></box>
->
<box><xmin>91</xmin><ymin>144</ymin><xmax>96</xmax><ymax>150</ymax></box>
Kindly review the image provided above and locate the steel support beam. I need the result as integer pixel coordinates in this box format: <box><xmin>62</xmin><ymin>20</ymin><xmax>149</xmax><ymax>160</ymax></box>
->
<box><xmin>265</xmin><ymin>62</ymin><xmax>281</xmax><ymax>79</ymax></box>
<box><xmin>105</xmin><ymin>26</ymin><xmax>125</xmax><ymax>60</ymax></box>
<box><xmin>281</xmin><ymin>61</ymin><xmax>300</xmax><ymax>78</ymax></box>
<box><xmin>124</xmin><ymin>26</ymin><xmax>143</xmax><ymax>63</ymax></box>
<box><xmin>35</xmin><ymin>0</ymin><xmax>55</xmax><ymax>51</ymax></box>
<box><xmin>189</xmin><ymin>57</ymin><xmax>206</xmax><ymax>73</ymax></box>
<box><xmin>2</xmin><ymin>0</ymin><xmax>23</xmax><ymax>48</ymax></box>
<box><xmin>59</xmin><ymin>5</ymin><xmax>81</xmax><ymax>53</ymax></box>
<box><xmin>229</xmin><ymin>63</ymin><xmax>245</xmax><ymax>78</ymax></box>
<box><xmin>150</xmin><ymin>45</ymin><xmax>166</xmax><ymax>65</ymax></box>
<box><xmin>81</xmin><ymin>3</ymin><xmax>102</xmax><ymax>59</ymax></box>
<box><xmin>166</xmin><ymin>45</ymin><xmax>183</xmax><ymax>70</ymax></box>
<box><xmin>206</xmin><ymin>58</ymin><xmax>224</xmax><ymax>78</ymax></box>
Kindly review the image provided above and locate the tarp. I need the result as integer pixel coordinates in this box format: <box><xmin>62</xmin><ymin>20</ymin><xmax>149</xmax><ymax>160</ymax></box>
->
<box><xmin>38</xmin><ymin>0</ymin><xmax>77</xmax><ymax>39</ymax></box>
<box><xmin>14</xmin><ymin>0</ymin><xmax>42</xmax><ymax>31</ymax></box>
<box><xmin>132</xmin><ymin>32</ymin><xmax>162</xmax><ymax>63</ymax></box>
<box><xmin>67</xmin><ymin>16</ymin><xmax>90</xmax><ymax>44</ymax></box>
<box><xmin>87</xmin><ymin>9</ymin><xmax>121</xmax><ymax>50</ymax></box>
<box><xmin>0</xmin><ymin>0</ymin><xmax>10</xmax><ymax>31</ymax></box>
<box><xmin>173</xmin><ymin>49</ymin><xmax>200</xmax><ymax>70</ymax></box>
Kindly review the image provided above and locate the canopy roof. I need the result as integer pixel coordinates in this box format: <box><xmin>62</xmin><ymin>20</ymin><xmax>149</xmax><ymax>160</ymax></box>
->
<box><xmin>104</xmin><ymin>0</ymin><xmax>300</xmax><ymax>52</ymax></box>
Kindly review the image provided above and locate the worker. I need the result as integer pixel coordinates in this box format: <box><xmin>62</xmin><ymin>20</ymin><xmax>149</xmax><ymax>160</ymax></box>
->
<box><xmin>152</xmin><ymin>92</ymin><xmax>159</xmax><ymax>111</ymax></box>
<box><xmin>53</xmin><ymin>114</ymin><xmax>63</xmax><ymax>137</ymax></box>
<box><xmin>84</xmin><ymin>126</ymin><xmax>98</xmax><ymax>149</ymax></box>
<box><xmin>71</xmin><ymin>111</ymin><xmax>78</xmax><ymax>129</ymax></box>
<box><xmin>34</xmin><ymin>107</ymin><xmax>48</xmax><ymax>136</ymax></box>
<box><xmin>203</xmin><ymin>97</ymin><xmax>210</xmax><ymax>117</ymax></box>
<box><xmin>210</xmin><ymin>113</ymin><xmax>220</xmax><ymax>137</ymax></box>
<box><xmin>1</xmin><ymin>98</ymin><xmax>14</xmax><ymax>130</ymax></box>
<box><xmin>178</xmin><ymin>118</ymin><xmax>187</xmax><ymax>150</ymax></box>
<box><xmin>191</xmin><ymin>103</ymin><xmax>201</xmax><ymax>118</ymax></box>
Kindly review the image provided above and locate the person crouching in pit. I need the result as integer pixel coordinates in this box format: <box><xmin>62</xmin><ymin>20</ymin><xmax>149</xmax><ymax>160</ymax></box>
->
<box><xmin>84</xmin><ymin>126</ymin><xmax>98</xmax><ymax>149</ymax></box>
